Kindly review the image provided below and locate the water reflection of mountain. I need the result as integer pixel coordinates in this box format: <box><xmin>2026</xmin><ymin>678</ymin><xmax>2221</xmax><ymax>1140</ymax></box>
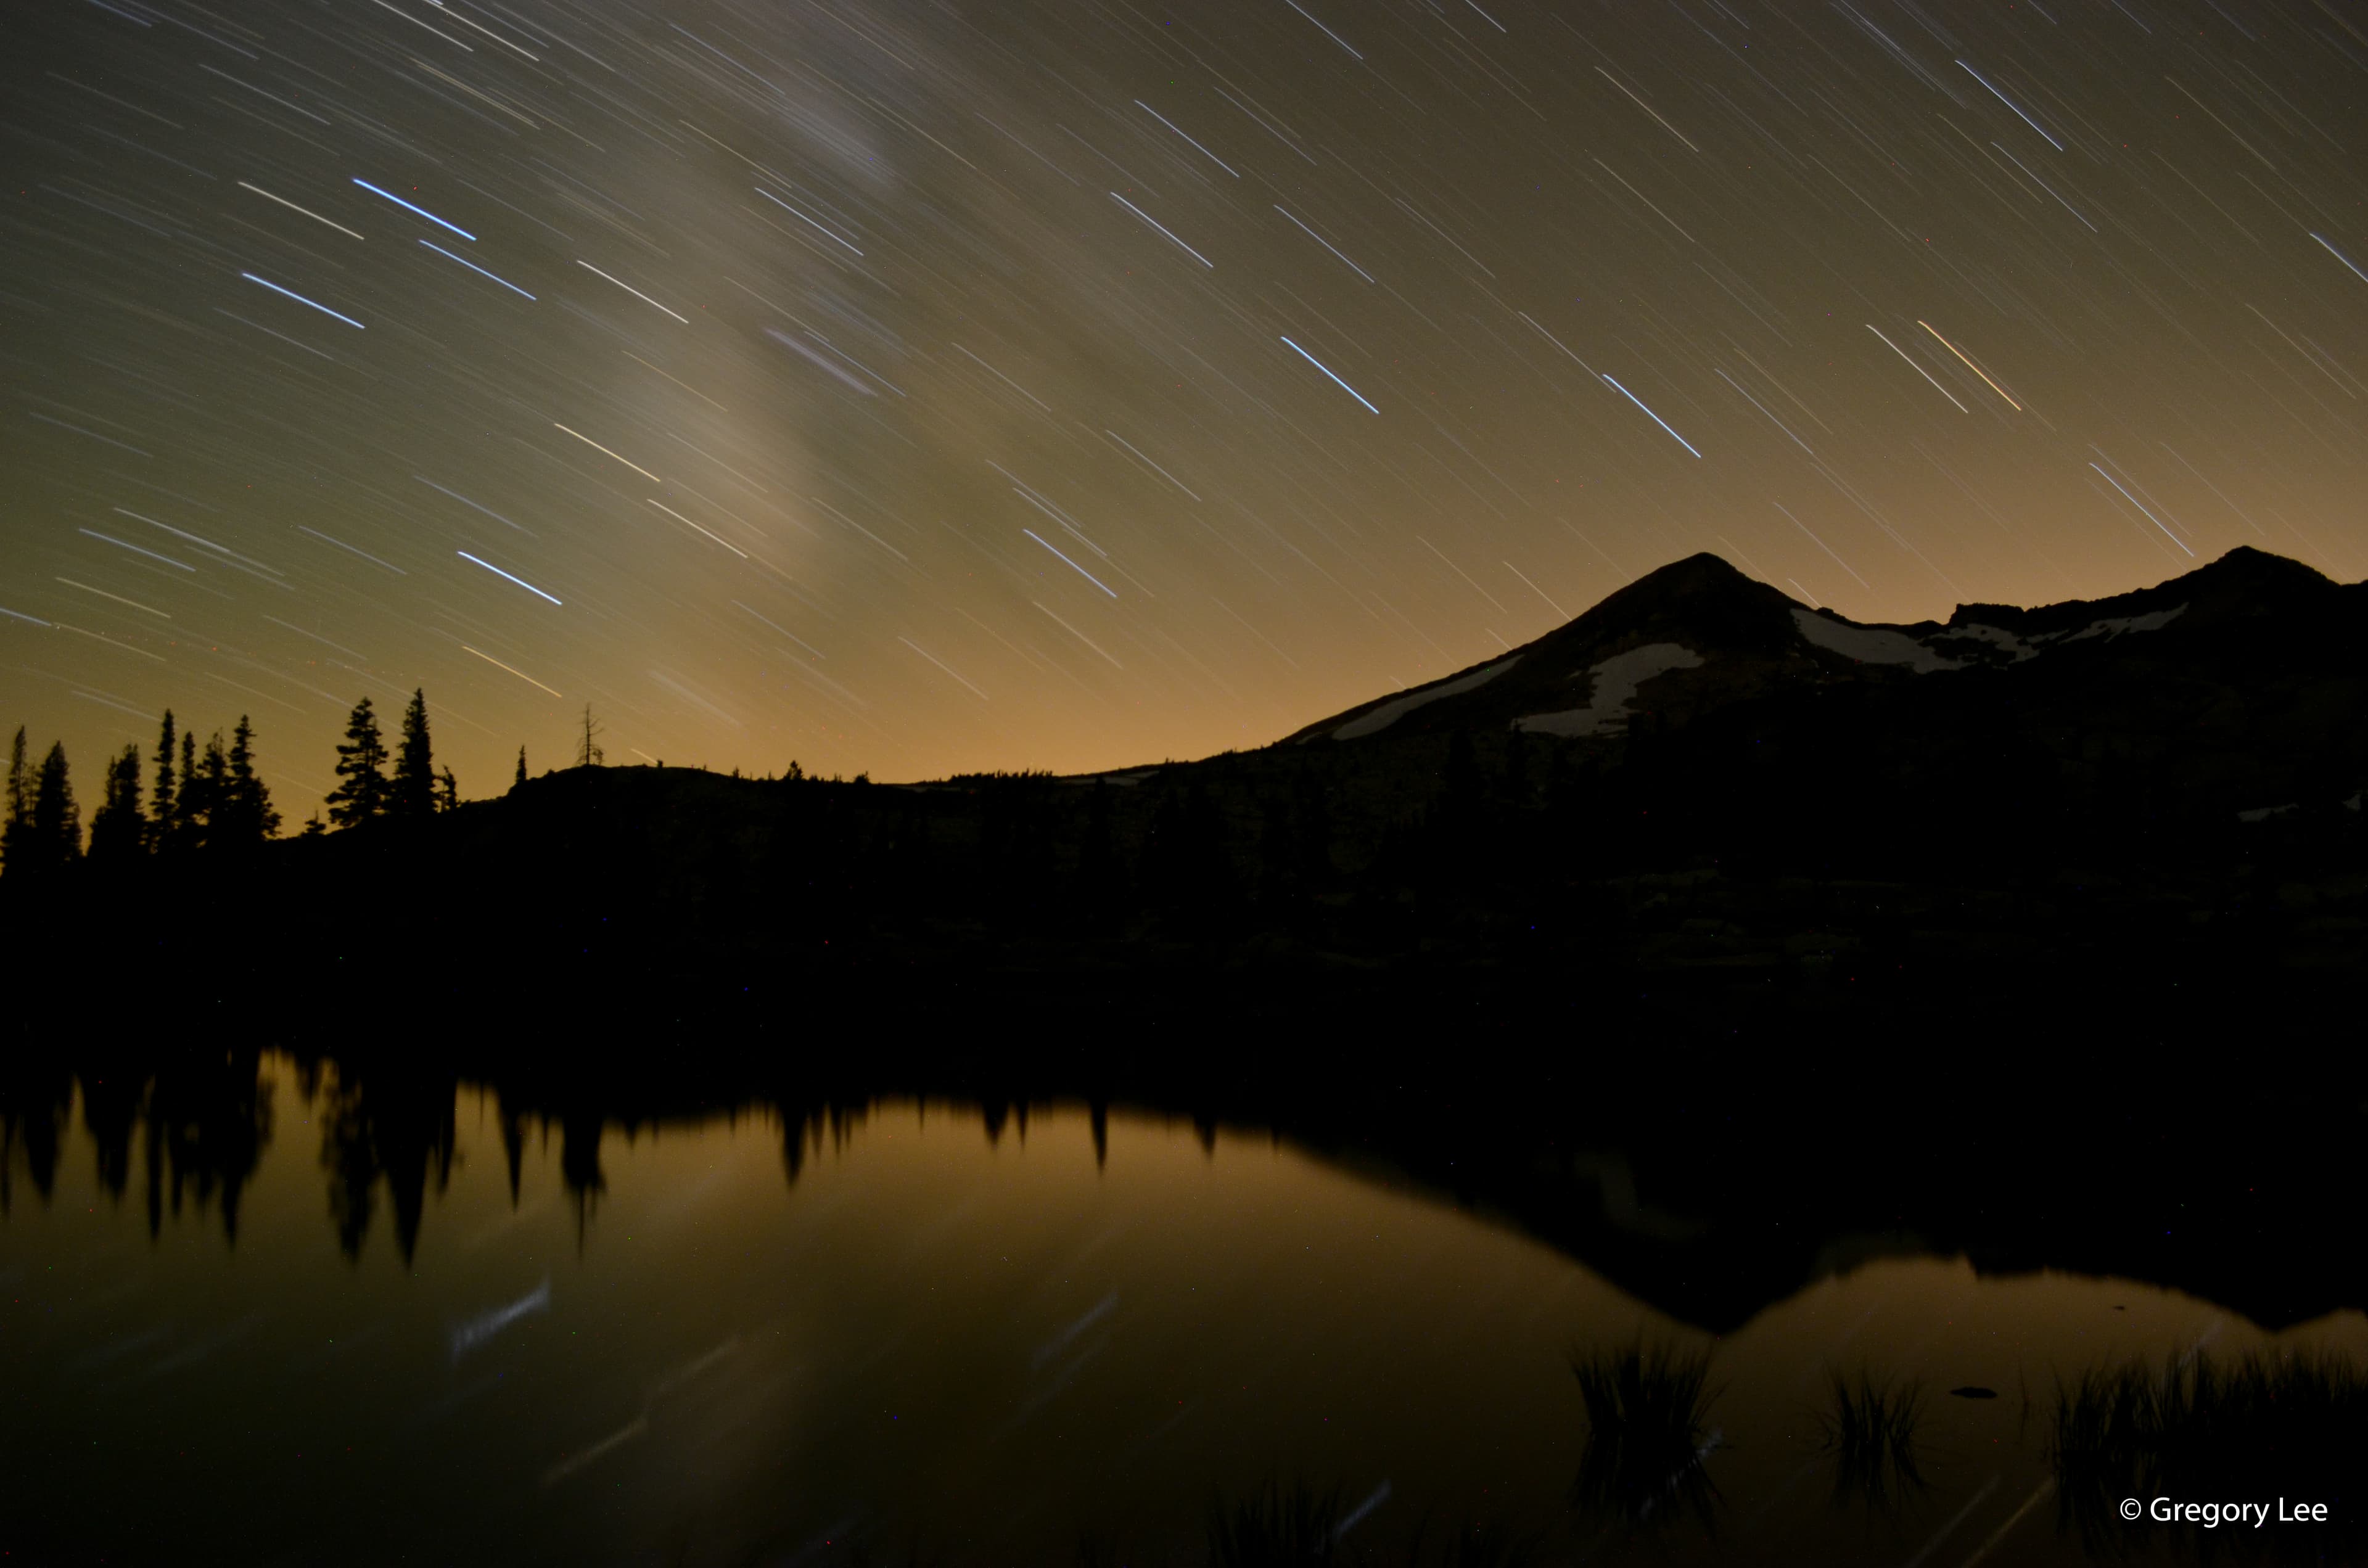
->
<box><xmin>6</xmin><ymin>1051</ymin><xmax>2359</xmax><ymax>1339</ymax></box>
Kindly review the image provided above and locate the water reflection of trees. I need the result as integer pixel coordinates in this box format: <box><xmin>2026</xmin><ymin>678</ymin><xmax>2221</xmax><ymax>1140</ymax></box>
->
<box><xmin>0</xmin><ymin>1053</ymin><xmax>269</xmax><ymax>1242</ymax></box>
<box><xmin>317</xmin><ymin>1066</ymin><xmax>456</xmax><ymax>1263</ymax></box>
<box><xmin>296</xmin><ymin>1069</ymin><xmax>668</xmax><ymax>1262</ymax></box>
<box><xmin>0</xmin><ymin>1064</ymin><xmax>72</xmax><ymax>1212</ymax></box>
<box><xmin>23</xmin><ymin>1052</ymin><xmax>2368</xmax><ymax>1565</ymax></box>
<box><xmin>144</xmin><ymin>1048</ymin><xmax>273</xmax><ymax>1241</ymax></box>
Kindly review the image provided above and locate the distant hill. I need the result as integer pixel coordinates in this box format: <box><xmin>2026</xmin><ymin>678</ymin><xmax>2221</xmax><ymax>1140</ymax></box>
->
<box><xmin>9</xmin><ymin>547</ymin><xmax>2363</xmax><ymax>1041</ymax></box>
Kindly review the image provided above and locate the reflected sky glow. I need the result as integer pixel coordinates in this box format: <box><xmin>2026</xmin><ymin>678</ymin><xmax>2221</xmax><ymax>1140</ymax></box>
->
<box><xmin>4</xmin><ymin>1057</ymin><xmax>2364</xmax><ymax>1564</ymax></box>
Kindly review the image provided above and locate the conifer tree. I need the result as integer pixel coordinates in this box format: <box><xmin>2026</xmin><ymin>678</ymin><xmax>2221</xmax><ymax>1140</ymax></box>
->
<box><xmin>513</xmin><ymin>746</ymin><xmax>527</xmax><ymax>791</ymax></box>
<box><xmin>390</xmin><ymin>689</ymin><xmax>436</xmax><ymax>823</ymax></box>
<box><xmin>437</xmin><ymin>766</ymin><xmax>458</xmax><ymax>813</ymax></box>
<box><xmin>171</xmin><ymin>730</ymin><xmax>200</xmax><ymax>851</ymax></box>
<box><xmin>149</xmin><ymin>711</ymin><xmax>177</xmax><ymax>850</ymax></box>
<box><xmin>2</xmin><ymin>728</ymin><xmax>31</xmax><ymax>876</ymax></box>
<box><xmin>326</xmin><ymin>697</ymin><xmax>389</xmax><ymax>829</ymax></box>
<box><xmin>201</xmin><ymin>732</ymin><xmax>229</xmax><ymax>803</ymax></box>
<box><xmin>88</xmin><ymin>745</ymin><xmax>146</xmax><ymax>861</ymax></box>
<box><xmin>30</xmin><ymin>742</ymin><xmax>80</xmax><ymax>868</ymax></box>
<box><xmin>218</xmin><ymin>716</ymin><xmax>280</xmax><ymax>845</ymax></box>
<box><xmin>184</xmin><ymin>733</ymin><xmax>229</xmax><ymax>853</ymax></box>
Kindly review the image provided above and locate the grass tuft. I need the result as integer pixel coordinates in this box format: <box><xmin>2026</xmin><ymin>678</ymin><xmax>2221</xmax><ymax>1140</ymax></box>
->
<box><xmin>2052</xmin><ymin>1348</ymin><xmax>2367</xmax><ymax>1562</ymax></box>
<box><xmin>1567</xmin><ymin>1342</ymin><xmax>1722</xmax><ymax>1530</ymax></box>
<box><xmin>1819</xmin><ymin>1369</ymin><xmax>1925</xmax><ymax>1511</ymax></box>
<box><xmin>1207</xmin><ymin>1481</ymin><xmax>1342</xmax><ymax>1567</ymax></box>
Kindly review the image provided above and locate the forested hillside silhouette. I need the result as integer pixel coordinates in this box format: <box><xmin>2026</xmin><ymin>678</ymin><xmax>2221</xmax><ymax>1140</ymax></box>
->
<box><xmin>5</xmin><ymin>547</ymin><xmax>2363</xmax><ymax>1039</ymax></box>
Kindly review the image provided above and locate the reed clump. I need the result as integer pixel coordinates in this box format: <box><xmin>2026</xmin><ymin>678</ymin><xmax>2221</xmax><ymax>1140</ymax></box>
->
<box><xmin>2052</xmin><ymin>1348</ymin><xmax>2366</xmax><ymax>1562</ymax></box>
<box><xmin>1819</xmin><ymin>1369</ymin><xmax>1925</xmax><ymax>1511</ymax></box>
<box><xmin>1567</xmin><ymin>1342</ymin><xmax>1722</xmax><ymax>1529</ymax></box>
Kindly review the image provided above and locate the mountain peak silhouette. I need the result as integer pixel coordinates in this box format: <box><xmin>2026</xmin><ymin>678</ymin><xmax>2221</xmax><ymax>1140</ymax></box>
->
<box><xmin>1283</xmin><ymin>544</ymin><xmax>2356</xmax><ymax>747</ymax></box>
<box><xmin>2164</xmin><ymin>542</ymin><xmax>2338</xmax><ymax>605</ymax></box>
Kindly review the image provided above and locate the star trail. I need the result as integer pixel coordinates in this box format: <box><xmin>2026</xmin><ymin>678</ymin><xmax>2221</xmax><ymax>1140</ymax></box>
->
<box><xmin>4</xmin><ymin>0</ymin><xmax>2365</xmax><ymax>801</ymax></box>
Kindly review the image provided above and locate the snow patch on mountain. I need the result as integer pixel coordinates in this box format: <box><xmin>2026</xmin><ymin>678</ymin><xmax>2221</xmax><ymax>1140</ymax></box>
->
<box><xmin>1330</xmin><ymin>655</ymin><xmax>1522</xmax><ymax>740</ymax></box>
<box><xmin>1806</xmin><ymin>601</ymin><xmax>2187</xmax><ymax>672</ymax></box>
<box><xmin>2065</xmin><ymin>604</ymin><xmax>2187</xmax><ymax>642</ymax></box>
<box><xmin>1931</xmin><ymin>623</ymin><xmax>2042</xmax><ymax>662</ymax></box>
<box><xmin>1515</xmin><ymin>643</ymin><xmax>1704</xmax><ymax>737</ymax></box>
<box><xmin>1792</xmin><ymin>609</ymin><xmax>1964</xmax><ymax>673</ymax></box>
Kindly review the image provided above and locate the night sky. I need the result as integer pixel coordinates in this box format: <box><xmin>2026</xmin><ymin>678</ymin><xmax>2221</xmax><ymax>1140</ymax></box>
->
<box><xmin>6</xmin><ymin>0</ymin><xmax>2365</xmax><ymax>803</ymax></box>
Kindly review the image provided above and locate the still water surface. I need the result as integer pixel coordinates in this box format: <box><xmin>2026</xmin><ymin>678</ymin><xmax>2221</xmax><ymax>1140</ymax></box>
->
<box><xmin>2</xmin><ymin>1056</ymin><xmax>2361</xmax><ymax>1566</ymax></box>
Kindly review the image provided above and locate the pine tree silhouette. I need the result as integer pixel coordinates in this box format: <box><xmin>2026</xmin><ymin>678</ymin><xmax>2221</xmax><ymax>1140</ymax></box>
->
<box><xmin>30</xmin><ymin>742</ymin><xmax>80</xmax><ymax>868</ymax></box>
<box><xmin>437</xmin><ymin>766</ymin><xmax>458</xmax><ymax>812</ymax></box>
<box><xmin>88</xmin><ymin>745</ymin><xmax>146</xmax><ymax>861</ymax></box>
<box><xmin>390</xmin><ymin>689</ymin><xmax>436</xmax><ymax>823</ymax></box>
<box><xmin>171</xmin><ymin>731</ymin><xmax>200</xmax><ymax>851</ymax></box>
<box><xmin>2</xmin><ymin>728</ymin><xmax>32</xmax><ymax>876</ymax></box>
<box><xmin>149</xmin><ymin>711</ymin><xmax>177</xmax><ymax>851</ymax></box>
<box><xmin>513</xmin><ymin>746</ymin><xmax>527</xmax><ymax>791</ymax></box>
<box><xmin>327</xmin><ymin>697</ymin><xmax>390</xmax><ymax>829</ymax></box>
<box><xmin>219</xmin><ymin>716</ymin><xmax>280</xmax><ymax>845</ymax></box>
<box><xmin>192</xmin><ymin>733</ymin><xmax>229</xmax><ymax>852</ymax></box>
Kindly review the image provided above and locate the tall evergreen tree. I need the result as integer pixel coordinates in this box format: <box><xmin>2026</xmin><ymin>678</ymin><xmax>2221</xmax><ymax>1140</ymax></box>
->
<box><xmin>201</xmin><ymin>733</ymin><xmax>229</xmax><ymax>804</ymax></box>
<box><xmin>30</xmin><ymin>742</ymin><xmax>80</xmax><ymax>868</ymax></box>
<box><xmin>218</xmin><ymin>716</ymin><xmax>281</xmax><ymax>845</ymax></box>
<box><xmin>513</xmin><ymin>746</ymin><xmax>527</xmax><ymax>791</ymax></box>
<box><xmin>326</xmin><ymin>697</ymin><xmax>389</xmax><ymax>829</ymax></box>
<box><xmin>2</xmin><ymin>728</ymin><xmax>32</xmax><ymax>876</ymax></box>
<box><xmin>171</xmin><ymin>730</ymin><xmax>200</xmax><ymax>851</ymax></box>
<box><xmin>88</xmin><ymin>745</ymin><xmax>146</xmax><ymax>861</ymax></box>
<box><xmin>437</xmin><ymin>766</ymin><xmax>458</xmax><ymax>812</ymax></box>
<box><xmin>182</xmin><ymin>733</ymin><xmax>229</xmax><ymax>853</ymax></box>
<box><xmin>149</xmin><ymin>710</ymin><xmax>177</xmax><ymax>850</ymax></box>
<box><xmin>389</xmin><ymin>689</ymin><xmax>436</xmax><ymax>822</ymax></box>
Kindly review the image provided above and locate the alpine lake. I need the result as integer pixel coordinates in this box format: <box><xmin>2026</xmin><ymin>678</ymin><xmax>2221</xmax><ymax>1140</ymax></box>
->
<box><xmin>3</xmin><ymin>1051</ymin><xmax>2361</xmax><ymax>1567</ymax></box>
